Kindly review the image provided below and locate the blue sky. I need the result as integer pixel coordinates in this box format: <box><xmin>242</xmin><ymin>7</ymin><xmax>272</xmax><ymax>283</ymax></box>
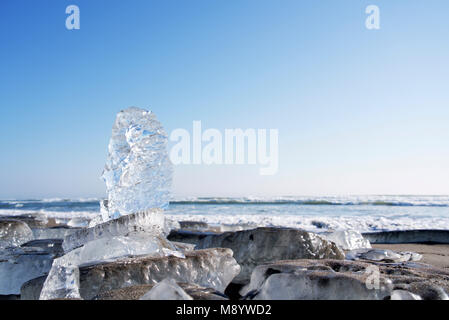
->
<box><xmin>1</xmin><ymin>0</ymin><xmax>448</xmax><ymax>199</ymax></box>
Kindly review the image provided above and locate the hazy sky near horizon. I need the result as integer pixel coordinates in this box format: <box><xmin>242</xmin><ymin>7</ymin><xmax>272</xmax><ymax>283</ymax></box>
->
<box><xmin>1</xmin><ymin>0</ymin><xmax>449</xmax><ymax>199</ymax></box>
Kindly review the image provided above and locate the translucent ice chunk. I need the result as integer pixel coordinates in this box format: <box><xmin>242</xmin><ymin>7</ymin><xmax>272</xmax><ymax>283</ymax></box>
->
<box><xmin>346</xmin><ymin>248</ymin><xmax>422</xmax><ymax>262</ymax></box>
<box><xmin>101</xmin><ymin>107</ymin><xmax>172</xmax><ymax>220</ymax></box>
<box><xmin>32</xmin><ymin>227</ymin><xmax>80</xmax><ymax>240</ymax></box>
<box><xmin>391</xmin><ymin>290</ymin><xmax>422</xmax><ymax>300</ymax></box>
<box><xmin>75</xmin><ymin>248</ymin><xmax>239</xmax><ymax>299</ymax></box>
<box><xmin>242</xmin><ymin>261</ymin><xmax>393</xmax><ymax>300</ymax></box>
<box><xmin>39</xmin><ymin>263</ymin><xmax>81</xmax><ymax>300</ymax></box>
<box><xmin>0</xmin><ymin>219</ymin><xmax>34</xmax><ymax>248</ymax></box>
<box><xmin>88</xmin><ymin>214</ymin><xmax>103</xmax><ymax>228</ymax></box>
<box><xmin>62</xmin><ymin>209</ymin><xmax>167</xmax><ymax>253</ymax></box>
<box><xmin>67</xmin><ymin>218</ymin><xmax>89</xmax><ymax>228</ymax></box>
<box><xmin>0</xmin><ymin>247</ymin><xmax>55</xmax><ymax>295</ymax></box>
<box><xmin>139</xmin><ymin>279</ymin><xmax>193</xmax><ymax>300</ymax></box>
<box><xmin>403</xmin><ymin>251</ymin><xmax>423</xmax><ymax>262</ymax></box>
<box><xmin>321</xmin><ymin>230</ymin><xmax>371</xmax><ymax>250</ymax></box>
<box><xmin>74</xmin><ymin>233</ymin><xmax>182</xmax><ymax>265</ymax></box>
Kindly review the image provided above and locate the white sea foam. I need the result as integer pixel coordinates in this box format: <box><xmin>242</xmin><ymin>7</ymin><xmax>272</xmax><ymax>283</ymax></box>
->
<box><xmin>172</xmin><ymin>195</ymin><xmax>449</xmax><ymax>207</ymax></box>
<box><xmin>1</xmin><ymin>195</ymin><xmax>449</xmax><ymax>233</ymax></box>
<box><xmin>165</xmin><ymin>213</ymin><xmax>449</xmax><ymax>233</ymax></box>
<box><xmin>0</xmin><ymin>209</ymin><xmax>95</xmax><ymax>220</ymax></box>
<box><xmin>2</xmin><ymin>195</ymin><xmax>449</xmax><ymax>208</ymax></box>
<box><xmin>1</xmin><ymin>208</ymin><xmax>448</xmax><ymax>232</ymax></box>
<box><xmin>39</xmin><ymin>198</ymin><xmax>102</xmax><ymax>203</ymax></box>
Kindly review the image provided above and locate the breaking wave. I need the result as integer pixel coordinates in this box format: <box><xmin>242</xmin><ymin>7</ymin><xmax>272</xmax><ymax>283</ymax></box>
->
<box><xmin>171</xmin><ymin>196</ymin><xmax>449</xmax><ymax>207</ymax></box>
<box><xmin>1</xmin><ymin>195</ymin><xmax>448</xmax><ymax>233</ymax></box>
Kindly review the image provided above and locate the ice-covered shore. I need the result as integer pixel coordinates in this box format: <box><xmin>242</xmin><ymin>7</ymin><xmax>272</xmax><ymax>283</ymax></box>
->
<box><xmin>2</xmin><ymin>214</ymin><xmax>449</xmax><ymax>300</ymax></box>
<box><xmin>2</xmin><ymin>108</ymin><xmax>449</xmax><ymax>300</ymax></box>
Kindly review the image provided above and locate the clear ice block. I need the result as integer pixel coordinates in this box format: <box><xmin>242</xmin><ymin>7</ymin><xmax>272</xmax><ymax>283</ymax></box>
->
<box><xmin>101</xmin><ymin>107</ymin><xmax>172</xmax><ymax>220</ymax></box>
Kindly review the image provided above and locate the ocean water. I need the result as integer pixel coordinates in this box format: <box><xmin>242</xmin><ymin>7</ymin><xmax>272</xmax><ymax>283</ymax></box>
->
<box><xmin>1</xmin><ymin>196</ymin><xmax>449</xmax><ymax>233</ymax></box>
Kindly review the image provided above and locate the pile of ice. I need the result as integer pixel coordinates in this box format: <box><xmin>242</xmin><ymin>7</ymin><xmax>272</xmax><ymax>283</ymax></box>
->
<box><xmin>40</xmin><ymin>107</ymin><xmax>179</xmax><ymax>300</ymax></box>
<box><xmin>40</xmin><ymin>227</ymin><xmax>183</xmax><ymax>300</ymax></box>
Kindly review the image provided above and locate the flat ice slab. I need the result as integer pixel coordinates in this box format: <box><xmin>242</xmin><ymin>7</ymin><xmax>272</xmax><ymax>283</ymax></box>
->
<box><xmin>62</xmin><ymin>209</ymin><xmax>167</xmax><ymax>253</ymax></box>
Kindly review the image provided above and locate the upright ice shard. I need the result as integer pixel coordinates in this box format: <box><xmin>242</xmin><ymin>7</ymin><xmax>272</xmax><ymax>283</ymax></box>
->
<box><xmin>101</xmin><ymin>107</ymin><xmax>172</xmax><ymax>221</ymax></box>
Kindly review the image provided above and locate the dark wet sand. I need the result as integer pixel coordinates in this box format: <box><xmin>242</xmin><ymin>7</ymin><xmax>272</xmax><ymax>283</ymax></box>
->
<box><xmin>372</xmin><ymin>243</ymin><xmax>449</xmax><ymax>269</ymax></box>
